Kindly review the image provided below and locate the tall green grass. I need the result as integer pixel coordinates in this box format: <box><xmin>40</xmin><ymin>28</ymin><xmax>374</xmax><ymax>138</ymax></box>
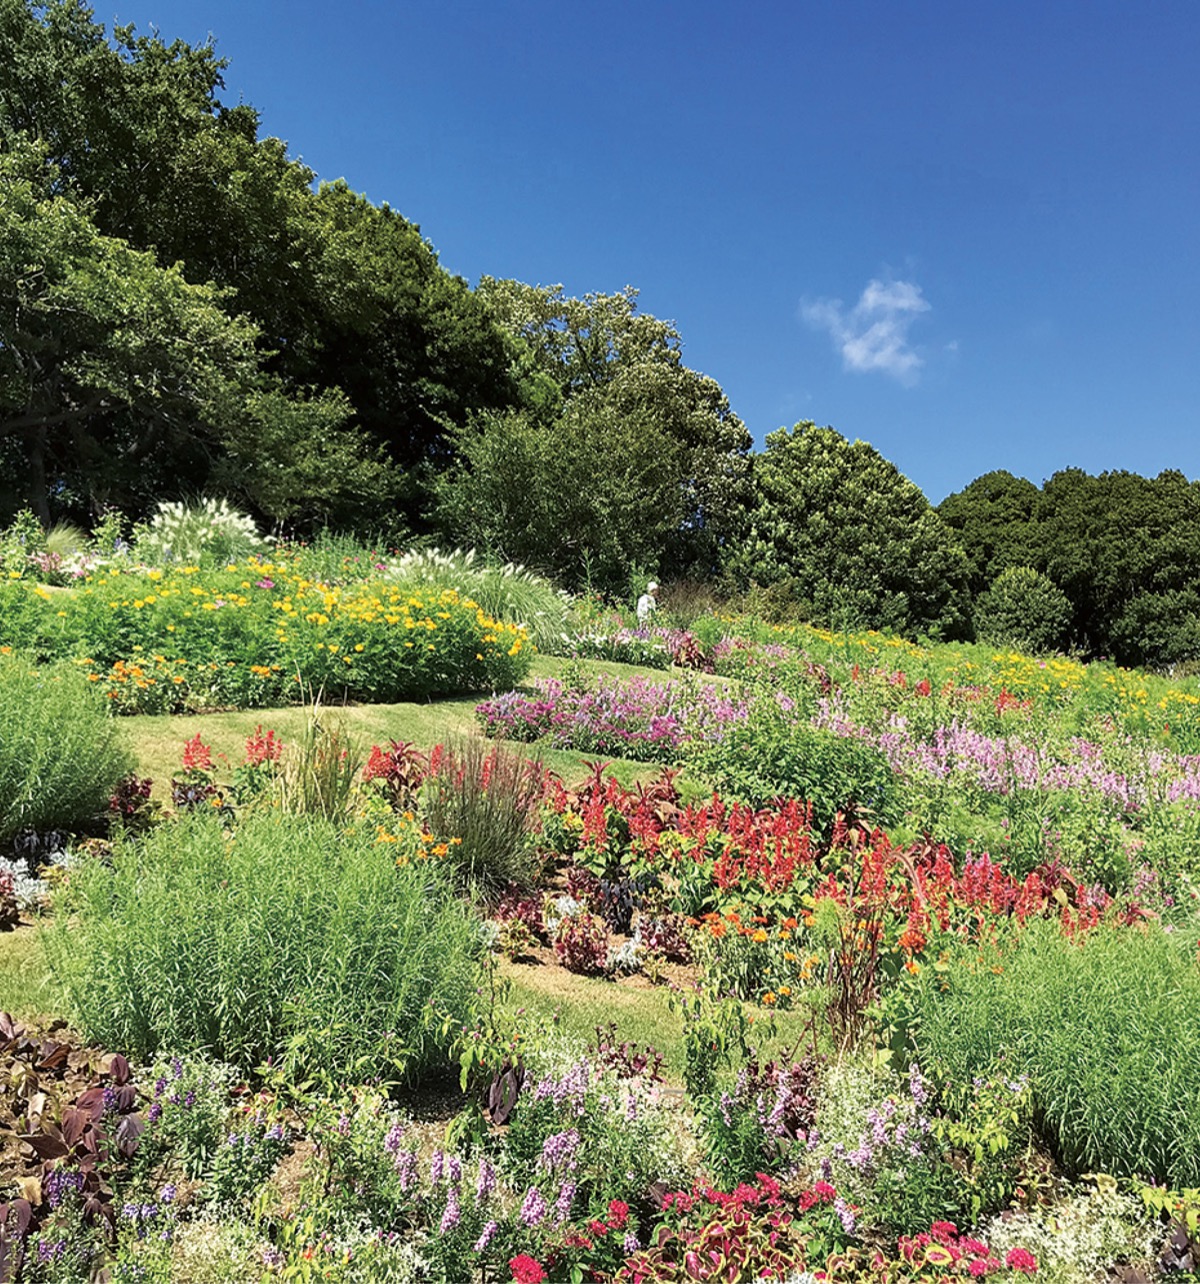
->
<box><xmin>44</xmin><ymin>812</ymin><xmax>484</xmax><ymax>1087</ymax></box>
<box><xmin>423</xmin><ymin>738</ymin><xmax>545</xmax><ymax>899</ymax></box>
<box><xmin>915</xmin><ymin>920</ymin><xmax>1200</xmax><ymax>1185</ymax></box>
<box><xmin>0</xmin><ymin>652</ymin><xmax>134</xmax><ymax>842</ymax></box>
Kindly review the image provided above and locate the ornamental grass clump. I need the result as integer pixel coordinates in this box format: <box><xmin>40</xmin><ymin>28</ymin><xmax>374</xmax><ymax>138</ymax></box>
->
<box><xmin>386</xmin><ymin>547</ymin><xmax>570</xmax><ymax>652</ymax></box>
<box><xmin>421</xmin><ymin>739</ymin><xmax>545</xmax><ymax>899</ymax></box>
<box><xmin>914</xmin><ymin>919</ymin><xmax>1200</xmax><ymax>1186</ymax></box>
<box><xmin>0</xmin><ymin>651</ymin><xmax>134</xmax><ymax>844</ymax></box>
<box><xmin>132</xmin><ymin>498</ymin><xmax>268</xmax><ymax>567</ymax></box>
<box><xmin>45</xmin><ymin>811</ymin><xmax>484</xmax><ymax>1088</ymax></box>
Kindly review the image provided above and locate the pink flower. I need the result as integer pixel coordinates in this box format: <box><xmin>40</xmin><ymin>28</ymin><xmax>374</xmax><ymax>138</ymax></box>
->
<box><xmin>509</xmin><ymin>1255</ymin><xmax>546</xmax><ymax>1284</ymax></box>
<box><xmin>1005</xmin><ymin>1247</ymin><xmax>1038</xmax><ymax>1274</ymax></box>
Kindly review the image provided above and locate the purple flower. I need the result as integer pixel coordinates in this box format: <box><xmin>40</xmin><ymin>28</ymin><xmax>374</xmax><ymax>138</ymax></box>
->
<box><xmin>393</xmin><ymin>1149</ymin><xmax>418</xmax><ymax>1190</ymax></box>
<box><xmin>540</xmin><ymin>1128</ymin><xmax>580</xmax><ymax>1173</ymax></box>
<box><xmin>909</xmin><ymin>1064</ymin><xmax>928</xmax><ymax>1106</ymax></box>
<box><xmin>474</xmin><ymin>1220</ymin><xmax>499</xmax><ymax>1252</ymax></box>
<box><xmin>476</xmin><ymin>1157</ymin><xmax>497</xmax><ymax>1200</ymax></box>
<box><xmin>521</xmin><ymin>1185</ymin><xmax>548</xmax><ymax>1227</ymax></box>
<box><xmin>555</xmin><ymin>1180</ymin><xmax>576</xmax><ymax>1223</ymax></box>
<box><xmin>440</xmin><ymin>1186</ymin><xmax>461</xmax><ymax>1232</ymax></box>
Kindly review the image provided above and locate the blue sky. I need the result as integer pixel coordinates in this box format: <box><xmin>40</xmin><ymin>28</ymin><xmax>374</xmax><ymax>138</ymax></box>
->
<box><xmin>113</xmin><ymin>0</ymin><xmax>1199</xmax><ymax>502</ymax></box>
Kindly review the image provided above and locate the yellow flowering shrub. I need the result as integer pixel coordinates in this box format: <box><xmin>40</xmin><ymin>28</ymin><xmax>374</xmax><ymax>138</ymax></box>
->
<box><xmin>3</xmin><ymin>555</ymin><xmax>529</xmax><ymax>713</ymax></box>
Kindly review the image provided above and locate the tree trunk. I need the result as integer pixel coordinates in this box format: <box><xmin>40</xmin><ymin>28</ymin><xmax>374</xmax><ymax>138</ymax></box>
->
<box><xmin>24</xmin><ymin>424</ymin><xmax>50</xmax><ymax>525</ymax></box>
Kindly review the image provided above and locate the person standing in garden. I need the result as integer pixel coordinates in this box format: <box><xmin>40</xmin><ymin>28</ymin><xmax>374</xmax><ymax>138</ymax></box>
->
<box><xmin>636</xmin><ymin>581</ymin><xmax>659</xmax><ymax>624</ymax></box>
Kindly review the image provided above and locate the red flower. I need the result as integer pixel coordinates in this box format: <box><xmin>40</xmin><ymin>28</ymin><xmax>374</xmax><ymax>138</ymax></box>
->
<box><xmin>607</xmin><ymin>1199</ymin><xmax>630</xmax><ymax>1229</ymax></box>
<box><xmin>509</xmin><ymin>1255</ymin><xmax>547</xmax><ymax>1284</ymax></box>
<box><xmin>181</xmin><ymin>733</ymin><xmax>212</xmax><ymax>773</ymax></box>
<box><xmin>245</xmin><ymin>725</ymin><xmax>283</xmax><ymax>765</ymax></box>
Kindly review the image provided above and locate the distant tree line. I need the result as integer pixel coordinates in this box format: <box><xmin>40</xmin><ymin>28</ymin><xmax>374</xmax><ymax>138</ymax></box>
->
<box><xmin>938</xmin><ymin>469</ymin><xmax>1200</xmax><ymax>668</ymax></box>
<box><xmin>3</xmin><ymin>2</ymin><xmax>1198</xmax><ymax>669</ymax></box>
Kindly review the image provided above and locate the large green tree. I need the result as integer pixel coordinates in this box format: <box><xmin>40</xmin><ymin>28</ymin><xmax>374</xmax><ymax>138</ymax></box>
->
<box><xmin>732</xmin><ymin>424</ymin><xmax>970</xmax><ymax>638</ymax></box>
<box><xmin>0</xmin><ymin>150</ymin><xmax>390</xmax><ymax>525</ymax></box>
<box><xmin>1035</xmin><ymin>468</ymin><xmax>1200</xmax><ymax>667</ymax></box>
<box><xmin>942</xmin><ymin>465</ymin><xmax>1200</xmax><ymax>667</ymax></box>
<box><xmin>0</xmin><ymin>0</ymin><xmax>524</xmax><ymax>527</ymax></box>
<box><xmin>937</xmin><ymin>470</ymin><xmax>1040</xmax><ymax>595</ymax></box>
<box><xmin>438</xmin><ymin>281</ymin><xmax>752</xmax><ymax>590</ymax></box>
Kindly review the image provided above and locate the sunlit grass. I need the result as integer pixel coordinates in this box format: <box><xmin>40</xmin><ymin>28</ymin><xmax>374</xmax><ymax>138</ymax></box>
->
<box><xmin>0</xmin><ymin>926</ymin><xmax>59</xmax><ymax>1021</ymax></box>
<box><xmin>123</xmin><ymin>654</ymin><xmax>698</xmax><ymax>797</ymax></box>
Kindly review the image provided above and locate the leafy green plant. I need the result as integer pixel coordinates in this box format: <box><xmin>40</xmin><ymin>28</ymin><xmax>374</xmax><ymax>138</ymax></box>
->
<box><xmin>45</xmin><ymin>811</ymin><xmax>484</xmax><ymax>1088</ymax></box>
<box><xmin>689</xmin><ymin>693</ymin><xmax>902</xmax><ymax>828</ymax></box>
<box><xmin>0</xmin><ymin>652</ymin><xmax>134</xmax><ymax>843</ymax></box>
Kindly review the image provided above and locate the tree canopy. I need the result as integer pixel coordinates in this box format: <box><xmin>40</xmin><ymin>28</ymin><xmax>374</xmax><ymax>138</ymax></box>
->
<box><xmin>939</xmin><ymin>465</ymin><xmax>1200</xmax><ymax>666</ymax></box>
<box><xmin>0</xmin><ymin>0</ymin><xmax>525</xmax><ymax>529</ymax></box>
<box><xmin>435</xmin><ymin>283</ymin><xmax>752</xmax><ymax>593</ymax></box>
<box><xmin>0</xmin><ymin>148</ymin><xmax>391</xmax><ymax>525</ymax></box>
<box><xmin>731</xmin><ymin>424</ymin><xmax>970</xmax><ymax>639</ymax></box>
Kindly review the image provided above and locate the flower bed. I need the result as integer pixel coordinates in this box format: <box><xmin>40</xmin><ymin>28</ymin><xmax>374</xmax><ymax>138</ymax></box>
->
<box><xmin>0</xmin><ymin>554</ymin><xmax>530</xmax><ymax>710</ymax></box>
<box><xmin>476</xmin><ymin>675</ymin><xmax>749</xmax><ymax>763</ymax></box>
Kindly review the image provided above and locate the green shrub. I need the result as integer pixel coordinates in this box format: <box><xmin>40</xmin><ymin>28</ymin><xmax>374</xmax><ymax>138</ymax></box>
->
<box><xmin>45</xmin><ymin>811</ymin><xmax>484</xmax><ymax>1087</ymax></box>
<box><xmin>29</xmin><ymin>558</ymin><xmax>531</xmax><ymax>712</ymax></box>
<box><xmin>688</xmin><ymin>693</ymin><xmax>903</xmax><ymax>827</ymax></box>
<box><xmin>973</xmin><ymin>566</ymin><xmax>1072</xmax><ymax>654</ymax></box>
<box><xmin>0</xmin><ymin>582</ymin><xmax>54</xmax><ymax>655</ymax></box>
<box><xmin>0</xmin><ymin>652</ymin><xmax>134</xmax><ymax>842</ymax></box>
<box><xmin>914</xmin><ymin>920</ymin><xmax>1200</xmax><ymax>1186</ymax></box>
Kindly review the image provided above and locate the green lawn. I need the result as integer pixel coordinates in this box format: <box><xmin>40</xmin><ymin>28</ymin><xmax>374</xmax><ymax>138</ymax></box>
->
<box><xmin>0</xmin><ymin>926</ymin><xmax>58</xmax><ymax>1022</ymax></box>
<box><xmin>502</xmin><ymin>959</ymin><xmax>820</xmax><ymax>1083</ymax></box>
<box><xmin>122</xmin><ymin>652</ymin><xmax>702</xmax><ymax>796</ymax></box>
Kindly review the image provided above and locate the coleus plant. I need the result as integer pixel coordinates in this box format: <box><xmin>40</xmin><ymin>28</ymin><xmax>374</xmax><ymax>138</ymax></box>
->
<box><xmin>0</xmin><ymin>1013</ymin><xmax>145</xmax><ymax>1274</ymax></box>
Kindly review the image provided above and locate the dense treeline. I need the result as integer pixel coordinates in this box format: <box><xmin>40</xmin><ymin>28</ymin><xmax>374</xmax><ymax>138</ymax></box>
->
<box><xmin>939</xmin><ymin>468</ymin><xmax>1200</xmax><ymax>668</ymax></box>
<box><xmin>3</xmin><ymin>2</ymin><xmax>1198</xmax><ymax>667</ymax></box>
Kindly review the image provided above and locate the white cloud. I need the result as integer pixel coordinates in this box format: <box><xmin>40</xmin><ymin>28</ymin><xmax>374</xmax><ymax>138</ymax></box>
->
<box><xmin>801</xmin><ymin>278</ymin><xmax>931</xmax><ymax>384</ymax></box>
